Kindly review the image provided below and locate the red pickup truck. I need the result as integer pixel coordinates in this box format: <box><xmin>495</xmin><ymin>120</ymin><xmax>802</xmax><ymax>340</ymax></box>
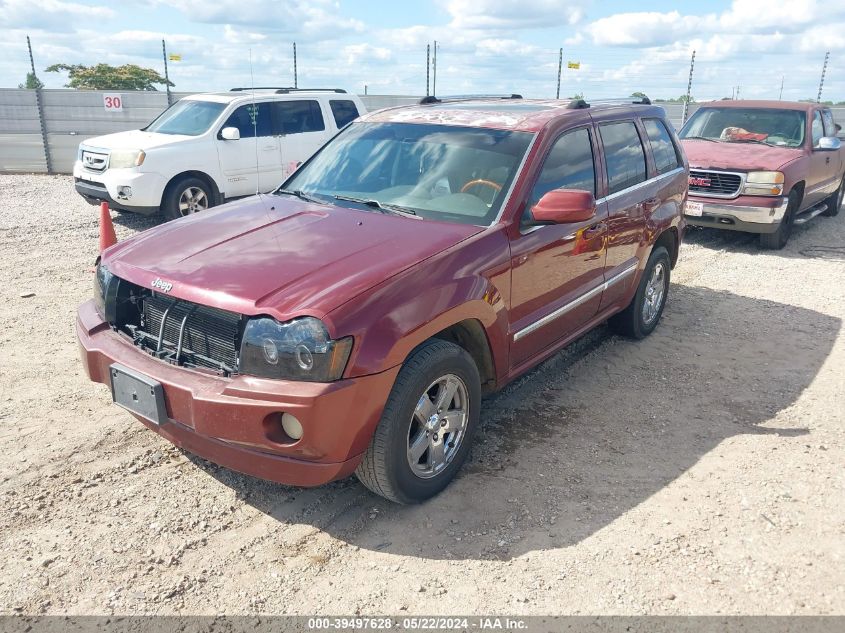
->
<box><xmin>679</xmin><ymin>100</ymin><xmax>844</xmax><ymax>249</ymax></box>
<box><xmin>78</xmin><ymin>96</ymin><xmax>687</xmax><ymax>503</ymax></box>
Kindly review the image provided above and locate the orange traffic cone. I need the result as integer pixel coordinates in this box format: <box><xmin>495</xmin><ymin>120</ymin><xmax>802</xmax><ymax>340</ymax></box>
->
<box><xmin>98</xmin><ymin>201</ymin><xmax>117</xmax><ymax>253</ymax></box>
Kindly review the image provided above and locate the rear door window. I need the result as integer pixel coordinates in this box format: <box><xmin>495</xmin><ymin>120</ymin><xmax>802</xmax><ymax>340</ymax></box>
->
<box><xmin>221</xmin><ymin>102</ymin><xmax>272</xmax><ymax>138</ymax></box>
<box><xmin>821</xmin><ymin>109</ymin><xmax>836</xmax><ymax>137</ymax></box>
<box><xmin>643</xmin><ymin>118</ymin><xmax>681</xmax><ymax>175</ymax></box>
<box><xmin>330</xmin><ymin>100</ymin><xmax>360</xmax><ymax>128</ymax></box>
<box><xmin>599</xmin><ymin>121</ymin><xmax>647</xmax><ymax>195</ymax></box>
<box><xmin>272</xmin><ymin>100</ymin><xmax>326</xmax><ymax>135</ymax></box>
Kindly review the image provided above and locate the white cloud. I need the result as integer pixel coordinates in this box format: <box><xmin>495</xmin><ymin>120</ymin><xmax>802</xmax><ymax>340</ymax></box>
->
<box><xmin>443</xmin><ymin>0</ymin><xmax>584</xmax><ymax>30</ymax></box>
<box><xmin>154</xmin><ymin>0</ymin><xmax>364</xmax><ymax>38</ymax></box>
<box><xmin>343</xmin><ymin>43</ymin><xmax>392</xmax><ymax>65</ymax></box>
<box><xmin>0</xmin><ymin>0</ymin><xmax>114</xmax><ymax>32</ymax></box>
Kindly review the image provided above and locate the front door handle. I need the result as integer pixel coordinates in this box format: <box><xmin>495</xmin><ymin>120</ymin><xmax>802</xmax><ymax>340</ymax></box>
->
<box><xmin>583</xmin><ymin>222</ymin><xmax>608</xmax><ymax>239</ymax></box>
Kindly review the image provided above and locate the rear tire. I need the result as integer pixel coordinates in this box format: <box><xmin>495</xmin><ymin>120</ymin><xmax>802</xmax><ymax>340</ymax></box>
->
<box><xmin>822</xmin><ymin>176</ymin><xmax>843</xmax><ymax>217</ymax></box>
<box><xmin>162</xmin><ymin>176</ymin><xmax>213</xmax><ymax>221</ymax></box>
<box><xmin>608</xmin><ymin>245</ymin><xmax>671</xmax><ymax>339</ymax></box>
<box><xmin>760</xmin><ymin>190</ymin><xmax>798</xmax><ymax>250</ymax></box>
<box><xmin>355</xmin><ymin>339</ymin><xmax>481</xmax><ymax>504</ymax></box>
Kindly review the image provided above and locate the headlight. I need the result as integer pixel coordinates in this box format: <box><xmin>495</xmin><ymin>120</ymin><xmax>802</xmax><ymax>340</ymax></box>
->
<box><xmin>741</xmin><ymin>171</ymin><xmax>784</xmax><ymax>196</ymax></box>
<box><xmin>93</xmin><ymin>262</ymin><xmax>115</xmax><ymax>318</ymax></box>
<box><xmin>109</xmin><ymin>149</ymin><xmax>146</xmax><ymax>169</ymax></box>
<box><xmin>239</xmin><ymin>317</ymin><xmax>353</xmax><ymax>382</ymax></box>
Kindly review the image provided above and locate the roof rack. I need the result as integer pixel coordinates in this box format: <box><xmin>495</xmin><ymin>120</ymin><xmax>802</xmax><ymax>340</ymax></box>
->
<box><xmin>566</xmin><ymin>96</ymin><xmax>652</xmax><ymax>109</ymax></box>
<box><xmin>419</xmin><ymin>94</ymin><xmax>523</xmax><ymax>105</ymax></box>
<box><xmin>229</xmin><ymin>87</ymin><xmax>347</xmax><ymax>94</ymax></box>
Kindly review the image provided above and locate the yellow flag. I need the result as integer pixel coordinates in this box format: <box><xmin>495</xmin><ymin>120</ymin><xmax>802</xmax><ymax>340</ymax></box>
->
<box><xmin>567</xmin><ymin>61</ymin><xmax>580</xmax><ymax>69</ymax></box>
<box><xmin>168</xmin><ymin>54</ymin><xmax>182</xmax><ymax>62</ymax></box>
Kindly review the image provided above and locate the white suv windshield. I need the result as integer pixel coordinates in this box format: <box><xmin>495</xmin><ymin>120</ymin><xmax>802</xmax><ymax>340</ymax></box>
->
<box><xmin>144</xmin><ymin>100</ymin><xmax>227</xmax><ymax>136</ymax></box>
<box><xmin>284</xmin><ymin>122</ymin><xmax>533</xmax><ymax>226</ymax></box>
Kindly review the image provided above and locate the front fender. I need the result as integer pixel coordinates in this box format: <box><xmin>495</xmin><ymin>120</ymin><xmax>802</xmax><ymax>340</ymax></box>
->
<box><xmin>327</xmin><ymin>228</ymin><xmax>513</xmax><ymax>382</ymax></box>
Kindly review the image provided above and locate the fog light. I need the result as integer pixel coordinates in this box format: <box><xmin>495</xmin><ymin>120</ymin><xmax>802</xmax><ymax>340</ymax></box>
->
<box><xmin>117</xmin><ymin>186</ymin><xmax>132</xmax><ymax>199</ymax></box>
<box><xmin>281</xmin><ymin>413</ymin><xmax>303</xmax><ymax>440</ymax></box>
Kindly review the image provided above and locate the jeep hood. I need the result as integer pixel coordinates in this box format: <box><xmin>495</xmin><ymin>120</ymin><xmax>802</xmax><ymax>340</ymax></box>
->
<box><xmin>82</xmin><ymin>129</ymin><xmax>193</xmax><ymax>151</ymax></box>
<box><xmin>104</xmin><ymin>195</ymin><xmax>481</xmax><ymax>323</ymax></box>
<box><xmin>682</xmin><ymin>139</ymin><xmax>803</xmax><ymax>171</ymax></box>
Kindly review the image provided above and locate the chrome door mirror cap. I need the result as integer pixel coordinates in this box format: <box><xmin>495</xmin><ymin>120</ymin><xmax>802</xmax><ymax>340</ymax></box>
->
<box><xmin>817</xmin><ymin>136</ymin><xmax>841</xmax><ymax>151</ymax></box>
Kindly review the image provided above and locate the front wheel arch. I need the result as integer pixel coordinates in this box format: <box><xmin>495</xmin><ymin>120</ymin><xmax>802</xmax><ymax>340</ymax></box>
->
<box><xmin>161</xmin><ymin>171</ymin><xmax>221</xmax><ymax>210</ymax></box>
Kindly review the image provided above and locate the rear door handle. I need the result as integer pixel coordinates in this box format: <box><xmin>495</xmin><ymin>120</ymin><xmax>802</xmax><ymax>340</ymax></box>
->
<box><xmin>583</xmin><ymin>222</ymin><xmax>608</xmax><ymax>239</ymax></box>
<box><xmin>826</xmin><ymin>156</ymin><xmax>831</xmax><ymax>164</ymax></box>
<box><xmin>262</xmin><ymin>145</ymin><xmax>277</xmax><ymax>151</ymax></box>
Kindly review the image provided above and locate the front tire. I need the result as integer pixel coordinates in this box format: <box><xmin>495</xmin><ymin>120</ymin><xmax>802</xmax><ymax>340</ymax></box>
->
<box><xmin>822</xmin><ymin>176</ymin><xmax>843</xmax><ymax>217</ymax></box>
<box><xmin>608</xmin><ymin>245</ymin><xmax>671</xmax><ymax>339</ymax></box>
<box><xmin>162</xmin><ymin>176</ymin><xmax>213</xmax><ymax>221</ymax></box>
<box><xmin>760</xmin><ymin>190</ymin><xmax>798</xmax><ymax>249</ymax></box>
<box><xmin>355</xmin><ymin>339</ymin><xmax>481</xmax><ymax>504</ymax></box>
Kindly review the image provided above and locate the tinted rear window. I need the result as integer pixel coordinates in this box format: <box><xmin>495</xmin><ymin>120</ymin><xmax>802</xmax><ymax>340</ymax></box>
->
<box><xmin>330</xmin><ymin>100</ymin><xmax>360</xmax><ymax>128</ymax></box>
<box><xmin>272</xmin><ymin>100</ymin><xmax>325</xmax><ymax>134</ymax></box>
<box><xmin>643</xmin><ymin>118</ymin><xmax>680</xmax><ymax>175</ymax></box>
<box><xmin>599</xmin><ymin>121</ymin><xmax>647</xmax><ymax>195</ymax></box>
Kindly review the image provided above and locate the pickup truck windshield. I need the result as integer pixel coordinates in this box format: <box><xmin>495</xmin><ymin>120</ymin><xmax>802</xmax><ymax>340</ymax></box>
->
<box><xmin>144</xmin><ymin>100</ymin><xmax>227</xmax><ymax>136</ymax></box>
<box><xmin>680</xmin><ymin>107</ymin><xmax>806</xmax><ymax>147</ymax></box>
<box><xmin>284</xmin><ymin>122</ymin><xmax>533</xmax><ymax>226</ymax></box>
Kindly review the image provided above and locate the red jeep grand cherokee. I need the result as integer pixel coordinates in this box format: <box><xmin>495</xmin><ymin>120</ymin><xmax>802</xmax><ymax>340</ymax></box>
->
<box><xmin>77</xmin><ymin>96</ymin><xmax>687</xmax><ymax>503</ymax></box>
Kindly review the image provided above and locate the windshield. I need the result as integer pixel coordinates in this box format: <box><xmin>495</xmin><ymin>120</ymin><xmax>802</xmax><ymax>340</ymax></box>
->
<box><xmin>679</xmin><ymin>107</ymin><xmax>806</xmax><ymax>147</ymax></box>
<box><xmin>284</xmin><ymin>122</ymin><xmax>534</xmax><ymax>226</ymax></box>
<box><xmin>144</xmin><ymin>100</ymin><xmax>227</xmax><ymax>136</ymax></box>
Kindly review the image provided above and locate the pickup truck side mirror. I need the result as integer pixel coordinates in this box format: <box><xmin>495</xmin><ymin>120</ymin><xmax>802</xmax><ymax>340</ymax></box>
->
<box><xmin>531</xmin><ymin>189</ymin><xmax>596</xmax><ymax>224</ymax></box>
<box><xmin>220</xmin><ymin>127</ymin><xmax>241</xmax><ymax>141</ymax></box>
<box><xmin>817</xmin><ymin>136</ymin><xmax>841</xmax><ymax>151</ymax></box>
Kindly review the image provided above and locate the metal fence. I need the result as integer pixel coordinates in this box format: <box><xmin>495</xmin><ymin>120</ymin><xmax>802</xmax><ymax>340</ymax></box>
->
<box><xmin>0</xmin><ymin>88</ymin><xmax>842</xmax><ymax>174</ymax></box>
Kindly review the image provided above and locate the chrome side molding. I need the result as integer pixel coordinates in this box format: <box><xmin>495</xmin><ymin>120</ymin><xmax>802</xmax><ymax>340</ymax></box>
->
<box><xmin>513</xmin><ymin>262</ymin><xmax>639</xmax><ymax>342</ymax></box>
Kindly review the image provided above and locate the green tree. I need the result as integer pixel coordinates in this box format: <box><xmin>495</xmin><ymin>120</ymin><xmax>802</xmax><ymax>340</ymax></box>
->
<box><xmin>630</xmin><ymin>91</ymin><xmax>648</xmax><ymax>99</ymax></box>
<box><xmin>45</xmin><ymin>63</ymin><xmax>173</xmax><ymax>91</ymax></box>
<box><xmin>18</xmin><ymin>72</ymin><xmax>44</xmax><ymax>89</ymax></box>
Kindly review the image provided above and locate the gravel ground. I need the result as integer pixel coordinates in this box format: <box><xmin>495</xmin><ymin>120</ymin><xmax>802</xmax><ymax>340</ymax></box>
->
<box><xmin>0</xmin><ymin>174</ymin><xmax>843</xmax><ymax>616</ymax></box>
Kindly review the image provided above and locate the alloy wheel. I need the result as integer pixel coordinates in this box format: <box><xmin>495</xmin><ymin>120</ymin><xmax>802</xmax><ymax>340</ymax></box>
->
<box><xmin>178</xmin><ymin>186</ymin><xmax>209</xmax><ymax>215</ymax></box>
<box><xmin>406</xmin><ymin>374</ymin><xmax>469</xmax><ymax>479</ymax></box>
<box><xmin>642</xmin><ymin>261</ymin><xmax>667</xmax><ymax>326</ymax></box>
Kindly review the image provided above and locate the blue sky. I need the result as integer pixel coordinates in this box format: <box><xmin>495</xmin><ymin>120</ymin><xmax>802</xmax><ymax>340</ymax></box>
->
<box><xmin>1</xmin><ymin>0</ymin><xmax>843</xmax><ymax>101</ymax></box>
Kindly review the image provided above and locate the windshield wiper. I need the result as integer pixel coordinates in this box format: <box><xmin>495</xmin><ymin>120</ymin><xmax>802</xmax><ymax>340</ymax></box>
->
<box><xmin>275</xmin><ymin>189</ymin><xmax>323</xmax><ymax>204</ymax></box>
<box><xmin>683</xmin><ymin>135</ymin><xmax>719</xmax><ymax>142</ymax></box>
<box><xmin>333</xmin><ymin>195</ymin><xmax>418</xmax><ymax>218</ymax></box>
<box><xmin>726</xmin><ymin>138</ymin><xmax>772</xmax><ymax>146</ymax></box>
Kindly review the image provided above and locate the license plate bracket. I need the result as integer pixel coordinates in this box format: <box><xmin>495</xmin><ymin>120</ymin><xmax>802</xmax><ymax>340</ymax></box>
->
<box><xmin>685</xmin><ymin>200</ymin><xmax>704</xmax><ymax>217</ymax></box>
<box><xmin>109</xmin><ymin>363</ymin><xmax>167</xmax><ymax>425</ymax></box>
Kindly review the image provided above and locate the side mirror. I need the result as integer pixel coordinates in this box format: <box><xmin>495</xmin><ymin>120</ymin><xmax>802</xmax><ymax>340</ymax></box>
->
<box><xmin>531</xmin><ymin>189</ymin><xmax>596</xmax><ymax>224</ymax></box>
<box><xmin>817</xmin><ymin>136</ymin><xmax>841</xmax><ymax>151</ymax></box>
<box><xmin>220</xmin><ymin>127</ymin><xmax>240</xmax><ymax>141</ymax></box>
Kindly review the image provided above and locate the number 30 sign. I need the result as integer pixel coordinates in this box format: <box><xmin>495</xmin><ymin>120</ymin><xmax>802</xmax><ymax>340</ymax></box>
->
<box><xmin>103</xmin><ymin>94</ymin><xmax>123</xmax><ymax>112</ymax></box>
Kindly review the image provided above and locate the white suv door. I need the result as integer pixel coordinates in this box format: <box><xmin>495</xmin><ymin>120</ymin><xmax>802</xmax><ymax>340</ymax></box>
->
<box><xmin>273</xmin><ymin>100</ymin><xmax>334</xmax><ymax>179</ymax></box>
<box><xmin>216</xmin><ymin>101</ymin><xmax>284</xmax><ymax>197</ymax></box>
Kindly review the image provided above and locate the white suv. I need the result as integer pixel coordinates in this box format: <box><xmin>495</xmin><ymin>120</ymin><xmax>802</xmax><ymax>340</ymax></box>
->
<box><xmin>73</xmin><ymin>88</ymin><xmax>366</xmax><ymax>219</ymax></box>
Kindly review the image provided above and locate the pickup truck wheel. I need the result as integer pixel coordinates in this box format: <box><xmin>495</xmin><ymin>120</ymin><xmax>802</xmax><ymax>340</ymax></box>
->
<box><xmin>163</xmin><ymin>177</ymin><xmax>213</xmax><ymax>221</ymax></box>
<box><xmin>608</xmin><ymin>245</ymin><xmax>670</xmax><ymax>340</ymax></box>
<box><xmin>822</xmin><ymin>177</ymin><xmax>844</xmax><ymax>217</ymax></box>
<box><xmin>355</xmin><ymin>339</ymin><xmax>481</xmax><ymax>504</ymax></box>
<box><xmin>760</xmin><ymin>190</ymin><xmax>798</xmax><ymax>249</ymax></box>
